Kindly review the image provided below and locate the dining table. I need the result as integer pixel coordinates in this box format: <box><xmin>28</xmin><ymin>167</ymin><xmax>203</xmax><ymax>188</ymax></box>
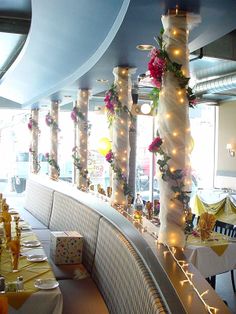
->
<box><xmin>184</xmin><ymin>231</ymin><xmax>236</xmax><ymax>278</ymax></box>
<box><xmin>0</xmin><ymin>215</ymin><xmax>63</xmax><ymax>314</ymax></box>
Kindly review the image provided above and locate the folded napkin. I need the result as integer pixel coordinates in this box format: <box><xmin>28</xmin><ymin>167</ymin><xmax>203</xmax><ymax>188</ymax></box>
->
<box><xmin>197</xmin><ymin>212</ymin><xmax>216</xmax><ymax>241</ymax></box>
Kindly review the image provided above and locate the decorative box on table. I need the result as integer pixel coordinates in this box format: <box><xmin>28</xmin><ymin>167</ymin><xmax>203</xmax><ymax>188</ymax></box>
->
<box><xmin>50</xmin><ymin>231</ymin><xmax>83</xmax><ymax>265</ymax></box>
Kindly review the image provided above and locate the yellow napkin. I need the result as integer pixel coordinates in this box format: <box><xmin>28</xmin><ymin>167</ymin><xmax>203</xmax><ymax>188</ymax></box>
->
<box><xmin>210</xmin><ymin>244</ymin><xmax>228</xmax><ymax>256</ymax></box>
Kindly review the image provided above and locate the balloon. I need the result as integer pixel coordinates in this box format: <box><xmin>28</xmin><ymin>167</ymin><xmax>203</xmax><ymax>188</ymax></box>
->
<box><xmin>97</xmin><ymin>137</ymin><xmax>112</xmax><ymax>156</ymax></box>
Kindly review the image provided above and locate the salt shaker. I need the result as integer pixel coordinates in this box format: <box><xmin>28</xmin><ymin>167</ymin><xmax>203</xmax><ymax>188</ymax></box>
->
<box><xmin>0</xmin><ymin>276</ymin><xmax>5</xmax><ymax>293</ymax></box>
<box><xmin>17</xmin><ymin>276</ymin><xmax>24</xmax><ymax>292</ymax></box>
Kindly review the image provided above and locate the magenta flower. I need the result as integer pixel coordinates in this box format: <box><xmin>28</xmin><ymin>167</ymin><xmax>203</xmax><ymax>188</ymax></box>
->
<box><xmin>148</xmin><ymin>50</ymin><xmax>166</xmax><ymax>89</ymax></box>
<box><xmin>148</xmin><ymin>137</ymin><xmax>163</xmax><ymax>153</ymax></box>
<box><xmin>105</xmin><ymin>150</ymin><xmax>114</xmax><ymax>162</ymax></box>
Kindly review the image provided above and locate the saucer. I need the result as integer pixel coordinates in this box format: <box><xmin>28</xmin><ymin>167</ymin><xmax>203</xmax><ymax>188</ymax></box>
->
<box><xmin>34</xmin><ymin>279</ymin><xmax>59</xmax><ymax>290</ymax></box>
<box><xmin>22</xmin><ymin>240</ymin><xmax>41</xmax><ymax>247</ymax></box>
<box><xmin>27</xmin><ymin>254</ymin><xmax>47</xmax><ymax>262</ymax></box>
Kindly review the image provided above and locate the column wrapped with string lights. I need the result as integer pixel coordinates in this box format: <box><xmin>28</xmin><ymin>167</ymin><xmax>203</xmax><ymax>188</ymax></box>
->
<box><xmin>111</xmin><ymin>67</ymin><xmax>135</xmax><ymax>206</ymax></box>
<box><xmin>50</xmin><ymin>101</ymin><xmax>60</xmax><ymax>180</ymax></box>
<box><xmin>76</xmin><ymin>89</ymin><xmax>89</xmax><ymax>189</ymax></box>
<box><xmin>29</xmin><ymin>108</ymin><xmax>40</xmax><ymax>174</ymax></box>
<box><xmin>157</xmin><ymin>13</ymin><xmax>199</xmax><ymax>247</ymax></box>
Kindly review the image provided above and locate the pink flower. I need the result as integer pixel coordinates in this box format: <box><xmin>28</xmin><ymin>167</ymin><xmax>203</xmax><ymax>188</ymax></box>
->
<box><xmin>105</xmin><ymin>150</ymin><xmax>114</xmax><ymax>162</ymax></box>
<box><xmin>71</xmin><ymin>110</ymin><xmax>77</xmax><ymax>122</ymax></box>
<box><xmin>148</xmin><ymin>52</ymin><xmax>166</xmax><ymax>88</ymax></box>
<box><xmin>148</xmin><ymin>137</ymin><xmax>163</xmax><ymax>153</ymax></box>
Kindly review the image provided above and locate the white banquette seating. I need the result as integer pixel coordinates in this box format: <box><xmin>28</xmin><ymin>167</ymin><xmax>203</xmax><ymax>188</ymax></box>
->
<box><xmin>12</xmin><ymin>176</ymin><xmax>229</xmax><ymax>314</ymax></box>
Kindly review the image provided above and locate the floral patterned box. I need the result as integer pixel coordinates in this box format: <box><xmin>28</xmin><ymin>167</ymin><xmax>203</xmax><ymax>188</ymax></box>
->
<box><xmin>50</xmin><ymin>231</ymin><xmax>83</xmax><ymax>265</ymax></box>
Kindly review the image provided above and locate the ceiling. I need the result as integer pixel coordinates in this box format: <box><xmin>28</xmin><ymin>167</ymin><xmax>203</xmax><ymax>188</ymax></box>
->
<box><xmin>1</xmin><ymin>0</ymin><xmax>236</xmax><ymax>110</ymax></box>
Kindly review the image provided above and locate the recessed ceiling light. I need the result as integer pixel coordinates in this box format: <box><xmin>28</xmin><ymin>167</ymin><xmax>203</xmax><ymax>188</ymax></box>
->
<box><xmin>96</xmin><ymin>79</ymin><xmax>108</xmax><ymax>83</ymax></box>
<box><xmin>136</xmin><ymin>44</ymin><xmax>154</xmax><ymax>51</ymax></box>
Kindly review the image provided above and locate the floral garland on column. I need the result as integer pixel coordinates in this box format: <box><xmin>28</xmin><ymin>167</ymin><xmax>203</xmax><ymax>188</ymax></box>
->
<box><xmin>148</xmin><ymin>136</ymin><xmax>191</xmax><ymax>226</ymax></box>
<box><xmin>103</xmin><ymin>83</ymin><xmax>134</xmax><ymax>201</ymax></box>
<box><xmin>104</xmin><ymin>83</ymin><xmax>133</xmax><ymax>127</ymax></box>
<box><xmin>105</xmin><ymin>150</ymin><xmax>132</xmax><ymax>198</ymax></box>
<box><xmin>28</xmin><ymin>115</ymin><xmax>41</xmax><ymax>173</ymax></box>
<box><xmin>71</xmin><ymin>106</ymin><xmax>91</xmax><ymax>133</ymax></box>
<box><xmin>148</xmin><ymin>29</ymin><xmax>196</xmax><ymax>231</ymax></box>
<box><xmin>45</xmin><ymin>153</ymin><xmax>60</xmax><ymax>177</ymax></box>
<box><xmin>71</xmin><ymin>146</ymin><xmax>91</xmax><ymax>188</ymax></box>
<box><xmin>29</xmin><ymin>147</ymin><xmax>41</xmax><ymax>173</ymax></box>
<box><xmin>71</xmin><ymin>105</ymin><xmax>91</xmax><ymax>186</ymax></box>
<box><xmin>148</xmin><ymin>29</ymin><xmax>196</xmax><ymax>110</ymax></box>
<box><xmin>45</xmin><ymin>112</ymin><xmax>61</xmax><ymax>131</ymax></box>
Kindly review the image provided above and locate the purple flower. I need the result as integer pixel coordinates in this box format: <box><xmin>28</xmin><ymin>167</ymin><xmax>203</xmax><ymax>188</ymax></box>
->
<box><xmin>45</xmin><ymin>152</ymin><xmax>50</xmax><ymax>160</ymax></box>
<box><xmin>105</xmin><ymin>150</ymin><xmax>114</xmax><ymax>162</ymax></box>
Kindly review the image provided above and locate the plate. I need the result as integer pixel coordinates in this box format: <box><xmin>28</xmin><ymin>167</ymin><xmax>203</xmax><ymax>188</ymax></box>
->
<box><xmin>27</xmin><ymin>254</ymin><xmax>47</xmax><ymax>262</ymax></box>
<box><xmin>21</xmin><ymin>226</ymin><xmax>32</xmax><ymax>231</ymax></box>
<box><xmin>22</xmin><ymin>240</ymin><xmax>41</xmax><ymax>247</ymax></box>
<box><xmin>9</xmin><ymin>210</ymin><xmax>19</xmax><ymax>215</ymax></box>
<box><xmin>34</xmin><ymin>279</ymin><xmax>59</xmax><ymax>290</ymax></box>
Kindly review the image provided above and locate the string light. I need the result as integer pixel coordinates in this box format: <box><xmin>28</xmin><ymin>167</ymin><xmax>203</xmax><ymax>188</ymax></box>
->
<box><xmin>166</xmin><ymin>113</ymin><xmax>171</xmax><ymax>119</ymax></box>
<box><xmin>174</xmin><ymin>49</ymin><xmax>180</xmax><ymax>56</ymax></box>
<box><xmin>165</xmin><ymin>245</ymin><xmax>218</xmax><ymax>314</ymax></box>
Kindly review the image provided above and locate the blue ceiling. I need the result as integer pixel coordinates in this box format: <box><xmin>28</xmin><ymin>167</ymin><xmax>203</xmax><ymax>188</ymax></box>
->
<box><xmin>0</xmin><ymin>0</ymin><xmax>236</xmax><ymax>108</ymax></box>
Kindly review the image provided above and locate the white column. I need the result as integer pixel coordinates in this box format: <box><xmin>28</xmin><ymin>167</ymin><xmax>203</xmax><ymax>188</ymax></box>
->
<box><xmin>76</xmin><ymin>89</ymin><xmax>89</xmax><ymax>189</ymax></box>
<box><xmin>50</xmin><ymin>101</ymin><xmax>59</xmax><ymax>180</ymax></box>
<box><xmin>157</xmin><ymin>14</ymin><xmax>198</xmax><ymax>248</ymax></box>
<box><xmin>111</xmin><ymin>67</ymin><xmax>135</xmax><ymax>206</ymax></box>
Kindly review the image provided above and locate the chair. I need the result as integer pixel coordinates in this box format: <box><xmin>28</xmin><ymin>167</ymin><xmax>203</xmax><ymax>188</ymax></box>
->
<box><xmin>208</xmin><ymin>220</ymin><xmax>236</xmax><ymax>291</ymax></box>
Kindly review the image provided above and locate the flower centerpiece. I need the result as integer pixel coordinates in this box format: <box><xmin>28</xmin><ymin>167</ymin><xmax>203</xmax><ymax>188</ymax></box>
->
<box><xmin>148</xmin><ymin>30</ymin><xmax>197</xmax><ymax>110</ymax></box>
<box><xmin>45</xmin><ymin>153</ymin><xmax>60</xmax><ymax>177</ymax></box>
<box><xmin>45</xmin><ymin>112</ymin><xmax>61</xmax><ymax>131</ymax></box>
<box><xmin>105</xmin><ymin>150</ymin><xmax>132</xmax><ymax>197</ymax></box>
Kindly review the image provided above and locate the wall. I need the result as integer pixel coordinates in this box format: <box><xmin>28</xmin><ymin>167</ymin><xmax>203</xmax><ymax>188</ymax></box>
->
<box><xmin>215</xmin><ymin>100</ymin><xmax>236</xmax><ymax>188</ymax></box>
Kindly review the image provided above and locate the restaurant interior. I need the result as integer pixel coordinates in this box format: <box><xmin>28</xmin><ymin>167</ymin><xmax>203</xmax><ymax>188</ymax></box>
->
<box><xmin>0</xmin><ymin>0</ymin><xmax>236</xmax><ymax>313</ymax></box>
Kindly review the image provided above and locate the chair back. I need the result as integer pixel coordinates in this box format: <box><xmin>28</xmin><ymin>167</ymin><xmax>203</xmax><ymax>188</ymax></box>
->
<box><xmin>214</xmin><ymin>220</ymin><xmax>236</xmax><ymax>237</ymax></box>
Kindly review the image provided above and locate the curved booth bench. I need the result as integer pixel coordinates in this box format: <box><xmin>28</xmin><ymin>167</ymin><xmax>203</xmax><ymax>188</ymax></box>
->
<box><xmin>16</xmin><ymin>175</ymin><xmax>230</xmax><ymax>314</ymax></box>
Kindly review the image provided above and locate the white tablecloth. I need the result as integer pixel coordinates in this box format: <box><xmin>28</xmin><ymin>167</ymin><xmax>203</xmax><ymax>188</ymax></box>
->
<box><xmin>184</xmin><ymin>236</ymin><xmax>236</xmax><ymax>278</ymax></box>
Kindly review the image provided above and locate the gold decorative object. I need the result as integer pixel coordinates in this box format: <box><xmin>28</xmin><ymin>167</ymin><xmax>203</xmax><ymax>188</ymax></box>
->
<box><xmin>145</xmin><ymin>201</ymin><xmax>153</xmax><ymax>220</ymax></box>
<box><xmin>8</xmin><ymin>238</ymin><xmax>20</xmax><ymax>272</ymax></box>
<box><xmin>107</xmin><ymin>187</ymin><xmax>112</xmax><ymax>198</ymax></box>
<box><xmin>197</xmin><ymin>212</ymin><xmax>216</xmax><ymax>241</ymax></box>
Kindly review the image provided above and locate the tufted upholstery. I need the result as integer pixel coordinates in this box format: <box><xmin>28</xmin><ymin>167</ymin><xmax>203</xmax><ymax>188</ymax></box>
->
<box><xmin>24</xmin><ymin>179</ymin><xmax>54</xmax><ymax>227</ymax></box>
<box><xmin>49</xmin><ymin>191</ymin><xmax>101</xmax><ymax>272</ymax></box>
<box><xmin>92</xmin><ymin>218</ymin><xmax>167</xmax><ymax>314</ymax></box>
